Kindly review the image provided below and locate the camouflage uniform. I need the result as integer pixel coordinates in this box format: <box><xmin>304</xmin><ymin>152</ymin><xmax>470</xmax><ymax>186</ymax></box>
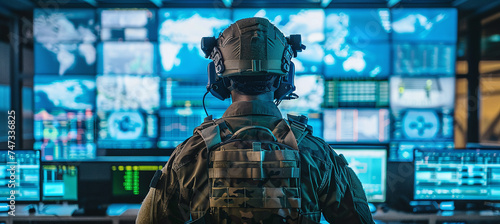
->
<box><xmin>136</xmin><ymin>100</ymin><xmax>374</xmax><ymax>224</ymax></box>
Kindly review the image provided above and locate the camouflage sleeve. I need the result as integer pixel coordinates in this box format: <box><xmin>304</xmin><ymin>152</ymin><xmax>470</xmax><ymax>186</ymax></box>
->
<box><xmin>136</xmin><ymin>140</ymin><xmax>189</xmax><ymax>224</ymax></box>
<box><xmin>319</xmin><ymin>145</ymin><xmax>375</xmax><ymax>224</ymax></box>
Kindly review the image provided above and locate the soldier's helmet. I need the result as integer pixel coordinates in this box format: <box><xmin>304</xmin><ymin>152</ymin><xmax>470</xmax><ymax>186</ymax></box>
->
<box><xmin>202</xmin><ymin>17</ymin><xmax>304</xmax><ymax>78</ymax></box>
<box><xmin>218</xmin><ymin>17</ymin><xmax>289</xmax><ymax>77</ymax></box>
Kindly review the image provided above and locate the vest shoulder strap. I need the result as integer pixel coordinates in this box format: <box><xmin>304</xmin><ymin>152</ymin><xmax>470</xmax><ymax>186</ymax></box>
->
<box><xmin>287</xmin><ymin>114</ymin><xmax>312</xmax><ymax>146</ymax></box>
<box><xmin>196</xmin><ymin>116</ymin><xmax>232</xmax><ymax>151</ymax></box>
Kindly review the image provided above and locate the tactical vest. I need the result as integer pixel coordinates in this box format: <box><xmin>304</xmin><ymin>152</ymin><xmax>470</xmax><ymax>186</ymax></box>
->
<box><xmin>196</xmin><ymin>114</ymin><xmax>315</xmax><ymax>224</ymax></box>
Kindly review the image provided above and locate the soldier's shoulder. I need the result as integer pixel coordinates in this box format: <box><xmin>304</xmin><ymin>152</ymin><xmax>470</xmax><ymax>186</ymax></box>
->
<box><xmin>298</xmin><ymin>133</ymin><xmax>334</xmax><ymax>161</ymax></box>
<box><xmin>169</xmin><ymin>124</ymin><xmax>209</xmax><ymax>171</ymax></box>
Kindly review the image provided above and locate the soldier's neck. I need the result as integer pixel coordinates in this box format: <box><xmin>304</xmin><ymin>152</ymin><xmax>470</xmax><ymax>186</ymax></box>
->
<box><xmin>230</xmin><ymin>91</ymin><xmax>274</xmax><ymax>103</ymax></box>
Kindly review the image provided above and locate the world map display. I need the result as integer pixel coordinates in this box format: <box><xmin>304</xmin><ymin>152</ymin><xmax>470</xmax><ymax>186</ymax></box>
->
<box><xmin>158</xmin><ymin>9</ymin><xmax>231</xmax><ymax>79</ymax></box>
<box><xmin>35</xmin><ymin>75</ymin><xmax>96</xmax><ymax>111</ymax></box>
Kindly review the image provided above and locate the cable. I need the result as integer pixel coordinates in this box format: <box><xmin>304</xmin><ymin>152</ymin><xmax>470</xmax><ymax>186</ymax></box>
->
<box><xmin>203</xmin><ymin>91</ymin><xmax>210</xmax><ymax>117</ymax></box>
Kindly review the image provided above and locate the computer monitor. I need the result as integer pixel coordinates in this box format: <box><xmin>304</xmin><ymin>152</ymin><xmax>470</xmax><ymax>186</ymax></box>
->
<box><xmin>34</xmin><ymin>110</ymin><xmax>96</xmax><ymax>161</ymax></box>
<box><xmin>391</xmin><ymin>8</ymin><xmax>458</xmax><ymax>42</ymax></box>
<box><xmin>414</xmin><ymin>149</ymin><xmax>500</xmax><ymax>201</ymax></box>
<box><xmin>98</xmin><ymin>42</ymin><xmax>156</xmax><ymax>75</ymax></box>
<box><xmin>111</xmin><ymin>164</ymin><xmax>163</xmax><ymax>203</ymax></box>
<box><xmin>323</xmin><ymin>109</ymin><xmax>390</xmax><ymax>143</ymax></box>
<box><xmin>42</xmin><ymin>164</ymin><xmax>78</xmax><ymax>201</ymax></box>
<box><xmin>100</xmin><ymin>8</ymin><xmax>157</xmax><ymax>41</ymax></box>
<box><xmin>333</xmin><ymin>147</ymin><xmax>387</xmax><ymax>202</ymax></box>
<box><xmin>97</xmin><ymin>111</ymin><xmax>158</xmax><ymax>149</ymax></box>
<box><xmin>35</xmin><ymin>75</ymin><xmax>96</xmax><ymax>111</ymax></box>
<box><xmin>96</xmin><ymin>75</ymin><xmax>160</xmax><ymax>111</ymax></box>
<box><xmin>325</xmin><ymin>9</ymin><xmax>390</xmax><ymax>42</ymax></box>
<box><xmin>393</xmin><ymin>44</ymin><xmax>456</xmax><ymax>76</ymax></box>
<box><xmin>34</xmin><ymin>9</ymin><xmax>97</xmax><ymax>43</ymax></box>
<box><xmin>0</xmin><ymin>150</ymin><xmax>41</xmax><ymax>202</ymax></box>
<box><xmin>35</xmin><ymin>43</ymin><xmax>97</xmax><ymax>76</ymax></box>
<box><xmin>390</xmin><ymin>76</ymin><xmax>455</xmax><ymax>110</ymax></box>
<box><xmin>389</xmin><ymin>141</ymin><xmax>454</xmax><ymax>162</ymax></box>
<box><xmin>324</xmin><ymin>80</ymin><xmax>389</xmax><ymax>108</ymax></box>
<box><xmin>391</xmin><ymin>110</ymin><xmax>454</xmax><ymax>141</ymax></box>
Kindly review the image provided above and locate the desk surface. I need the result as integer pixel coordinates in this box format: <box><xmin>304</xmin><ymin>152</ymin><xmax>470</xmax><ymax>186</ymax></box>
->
<box><xmin>1</xmin><ymin>204</ymin><xmax>499</xmax><ymax>224</ymax></box>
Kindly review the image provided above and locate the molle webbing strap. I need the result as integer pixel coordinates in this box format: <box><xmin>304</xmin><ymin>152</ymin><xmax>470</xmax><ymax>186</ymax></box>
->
<box><xmin>211</xmin><ymin>187</ymin><xmax>299</xmax><ymax>198</ymax></box>
<box><xmin>211</xmin><ymin>150</ymin><xmax>299</xmax><ymax>162</ymax></box>
<box><xmin>289</xmin><ymin>121</ymin><xmax>308</xmax><ymax>145</ymax></box>
<box><xmin>210</xmin><ymin>187</ymin><xmax>300</xmax><ymax>208</ymax></box>
<box><xmin>287</xmin><ymin>114</ymin><xmax>310</xmax><ymax>146</ymax></box>
<box><xmin>210</xmin><ymin>197</ymin><xmax>301</xmax><ymax>209</ymax></box>
<box><xmin>272</xmin><ymin>119</ymin><xmax>299</xmax><ymax>150</ymax></box>
<box><xmin>209</xmin><ymin>167</ymin><xmax>300</xmax><ymax>179</ymax></box>
<box><xmin>197</xmin><ymin>119</ymin><xmax>231</xmax><ymax>151</ymax></box>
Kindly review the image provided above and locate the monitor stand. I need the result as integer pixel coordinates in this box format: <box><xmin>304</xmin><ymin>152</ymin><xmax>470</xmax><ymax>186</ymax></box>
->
<box><xmin>454</xmin><ymin>201</ymin><xmax>490</xmax><ymax>211</ymax></box>
<box><xmin>409</xmin><ymin>201</ymin><xmax>439</xmax><ymax>213</ymax></box>
<box><xmin>72</xmin><ymin>204</ymin><xmax>107</xmax><ymax>216</ymax></box>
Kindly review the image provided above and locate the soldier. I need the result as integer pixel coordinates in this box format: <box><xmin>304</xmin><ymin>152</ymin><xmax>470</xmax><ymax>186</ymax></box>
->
<box><xmin>136</xmin><ymin>17</ymin><xmax>374</xmax><ymax>224</ymax></box>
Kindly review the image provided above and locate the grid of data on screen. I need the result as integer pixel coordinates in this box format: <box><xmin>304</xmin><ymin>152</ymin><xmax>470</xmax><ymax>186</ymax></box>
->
<box><xmin>33</xmin><ymin>8</ymin><xmax>458</xmax><ymax>160</ymax></box>
<box><xmin>414</xmin><ymin>150</ymin><xmax>500</xmax><ymax>201</ymax></box>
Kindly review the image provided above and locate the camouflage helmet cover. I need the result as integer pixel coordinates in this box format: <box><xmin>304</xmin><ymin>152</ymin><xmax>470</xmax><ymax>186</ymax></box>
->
<box><xmin>215</xmin><ymin>17</ymin><xmax>292</xmax><ymax>77</ymax></box>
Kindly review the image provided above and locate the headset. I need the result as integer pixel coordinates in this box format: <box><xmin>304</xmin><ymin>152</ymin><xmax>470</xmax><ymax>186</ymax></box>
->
<box><xmin>201</xmin><ymin>34</ymin><xmax>306</xmax><ymax>105</ymax></box>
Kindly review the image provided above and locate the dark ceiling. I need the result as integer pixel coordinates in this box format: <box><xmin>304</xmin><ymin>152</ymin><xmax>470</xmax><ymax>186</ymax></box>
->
<box><xmin>0</xmin><ymin>0</ymin><xmax>499</xmax><ymax>19</ymax></box>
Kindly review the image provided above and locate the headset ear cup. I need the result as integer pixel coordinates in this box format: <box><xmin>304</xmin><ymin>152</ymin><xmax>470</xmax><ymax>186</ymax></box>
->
<box><xmin>222</xmin><ymin>77</ymin><xmax>231</xmax><ymax>99</ymax></box>
<box><xmin>273</xmin><ymin>76</ymin><xmax>281</xmax><ymax>89</ymax></box>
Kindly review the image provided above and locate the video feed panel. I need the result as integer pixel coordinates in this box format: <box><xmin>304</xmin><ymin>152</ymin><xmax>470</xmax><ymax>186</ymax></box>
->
<box><xmin>279</xmin><ymin>74</ymin><xmax>324</xmax><ymax>113</ymax></box>
<box><xmin>100</xmin><ymin>9</ymin><xmax>156</xmax><ymax>41</ymax></box>
<box><xmin>393</xmin><ymin>44</ymin><xmax>456</xmax><ymax>76</ymax></box>
<box><xmin>0</xmin><ymin>150</ymin><xmax>40</xmax><ymax>202</ymax></box>
<box><xmin>158</xmin><ymin>8</ymin><xmax>231</xmax><ymax>79</ymax></box>
<box><xmin>111</xmin><ymin>165</ymin><xmax>163</xmax><ymax>202</ymax></box>
<box><xmin>42</xmin><ymin>165</ymin><xmax>78</xmax><ymax>201</ymax></box>
<box><xmin>389</xmin><ymin>141</ymin><xmax>454</xmax><ymax>162</ymax></box>
<box><xmin>97</xmin><ymin>111</ymin><xmax>158</xmax><ymax>149</ymax></box>
<box><xmin>334</xmin><ymin>148</ymin><xmax>387</xmax><ymax>202</ymax></box>
<box><xmin>98</xmin><ymin>42</ymin><xmax>156</xmax><ymax>75</ymax></box>
<box><xmin>162</xmin><ymin>80</ymin><xmax>231</xmax><ymax>109</ymax></box>
<box><xmin>233</xmin><ymin>8</ymin><xmax>325</xmax><ymax>74</ymax></box>
<box><xmin>414</xmin><ymin>149</ymin><xmax>500</xmax><ymax>200</ymax></box>
<box><xmin>323</xmin><ymin>109</ymin><xmax>390</xmax><ymax>143</ymax></box>
<box><xmin>392</xmin><ymin>110</ymin><xmax>453</xmax><ymax>141</ymax></box>
<box><xmin>34</xmin><ymin>110</ymin><xmax>96</xmax><ymax>161</ymax></box>
<box><xmin>96</xmin><ymin>75</ymin><xmax>160</xmax><ymax>112</ymax></box>
<box><xmin>324</xmin><ymin>80</ymin><xmax>389</xmax><ymax>107</ymax></box>
<box><xmin>34</xmin><ymin>9</ymin><xmax>97</xmax><ymax>43</ymax></box>
<box><xmin>391</xmin><ymin>8</ymin><xmax>458</xmax><ymax>42</ymax></box>
<box><xmin>390</xmin><ymin>76</ymin><xmax>455</xmax><ymax>110</ymax></box>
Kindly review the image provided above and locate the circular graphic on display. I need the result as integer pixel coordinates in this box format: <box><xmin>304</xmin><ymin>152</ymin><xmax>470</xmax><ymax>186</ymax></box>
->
<box><xmin>108</xmin><ymin>112</ymin><xmax>144</xmax><ymax>140</ymax></box>
<box><xmin>402</xmin><ymin>111</ymin><xmax>440</xmax><ymax>139</ymax></box>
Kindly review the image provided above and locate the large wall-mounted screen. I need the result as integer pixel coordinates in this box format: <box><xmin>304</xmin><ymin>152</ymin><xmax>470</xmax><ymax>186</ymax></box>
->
<box><xmin>32</xmin><ymin>8</ymin><xmax>457</xmax><ymax>160</ymax></box>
